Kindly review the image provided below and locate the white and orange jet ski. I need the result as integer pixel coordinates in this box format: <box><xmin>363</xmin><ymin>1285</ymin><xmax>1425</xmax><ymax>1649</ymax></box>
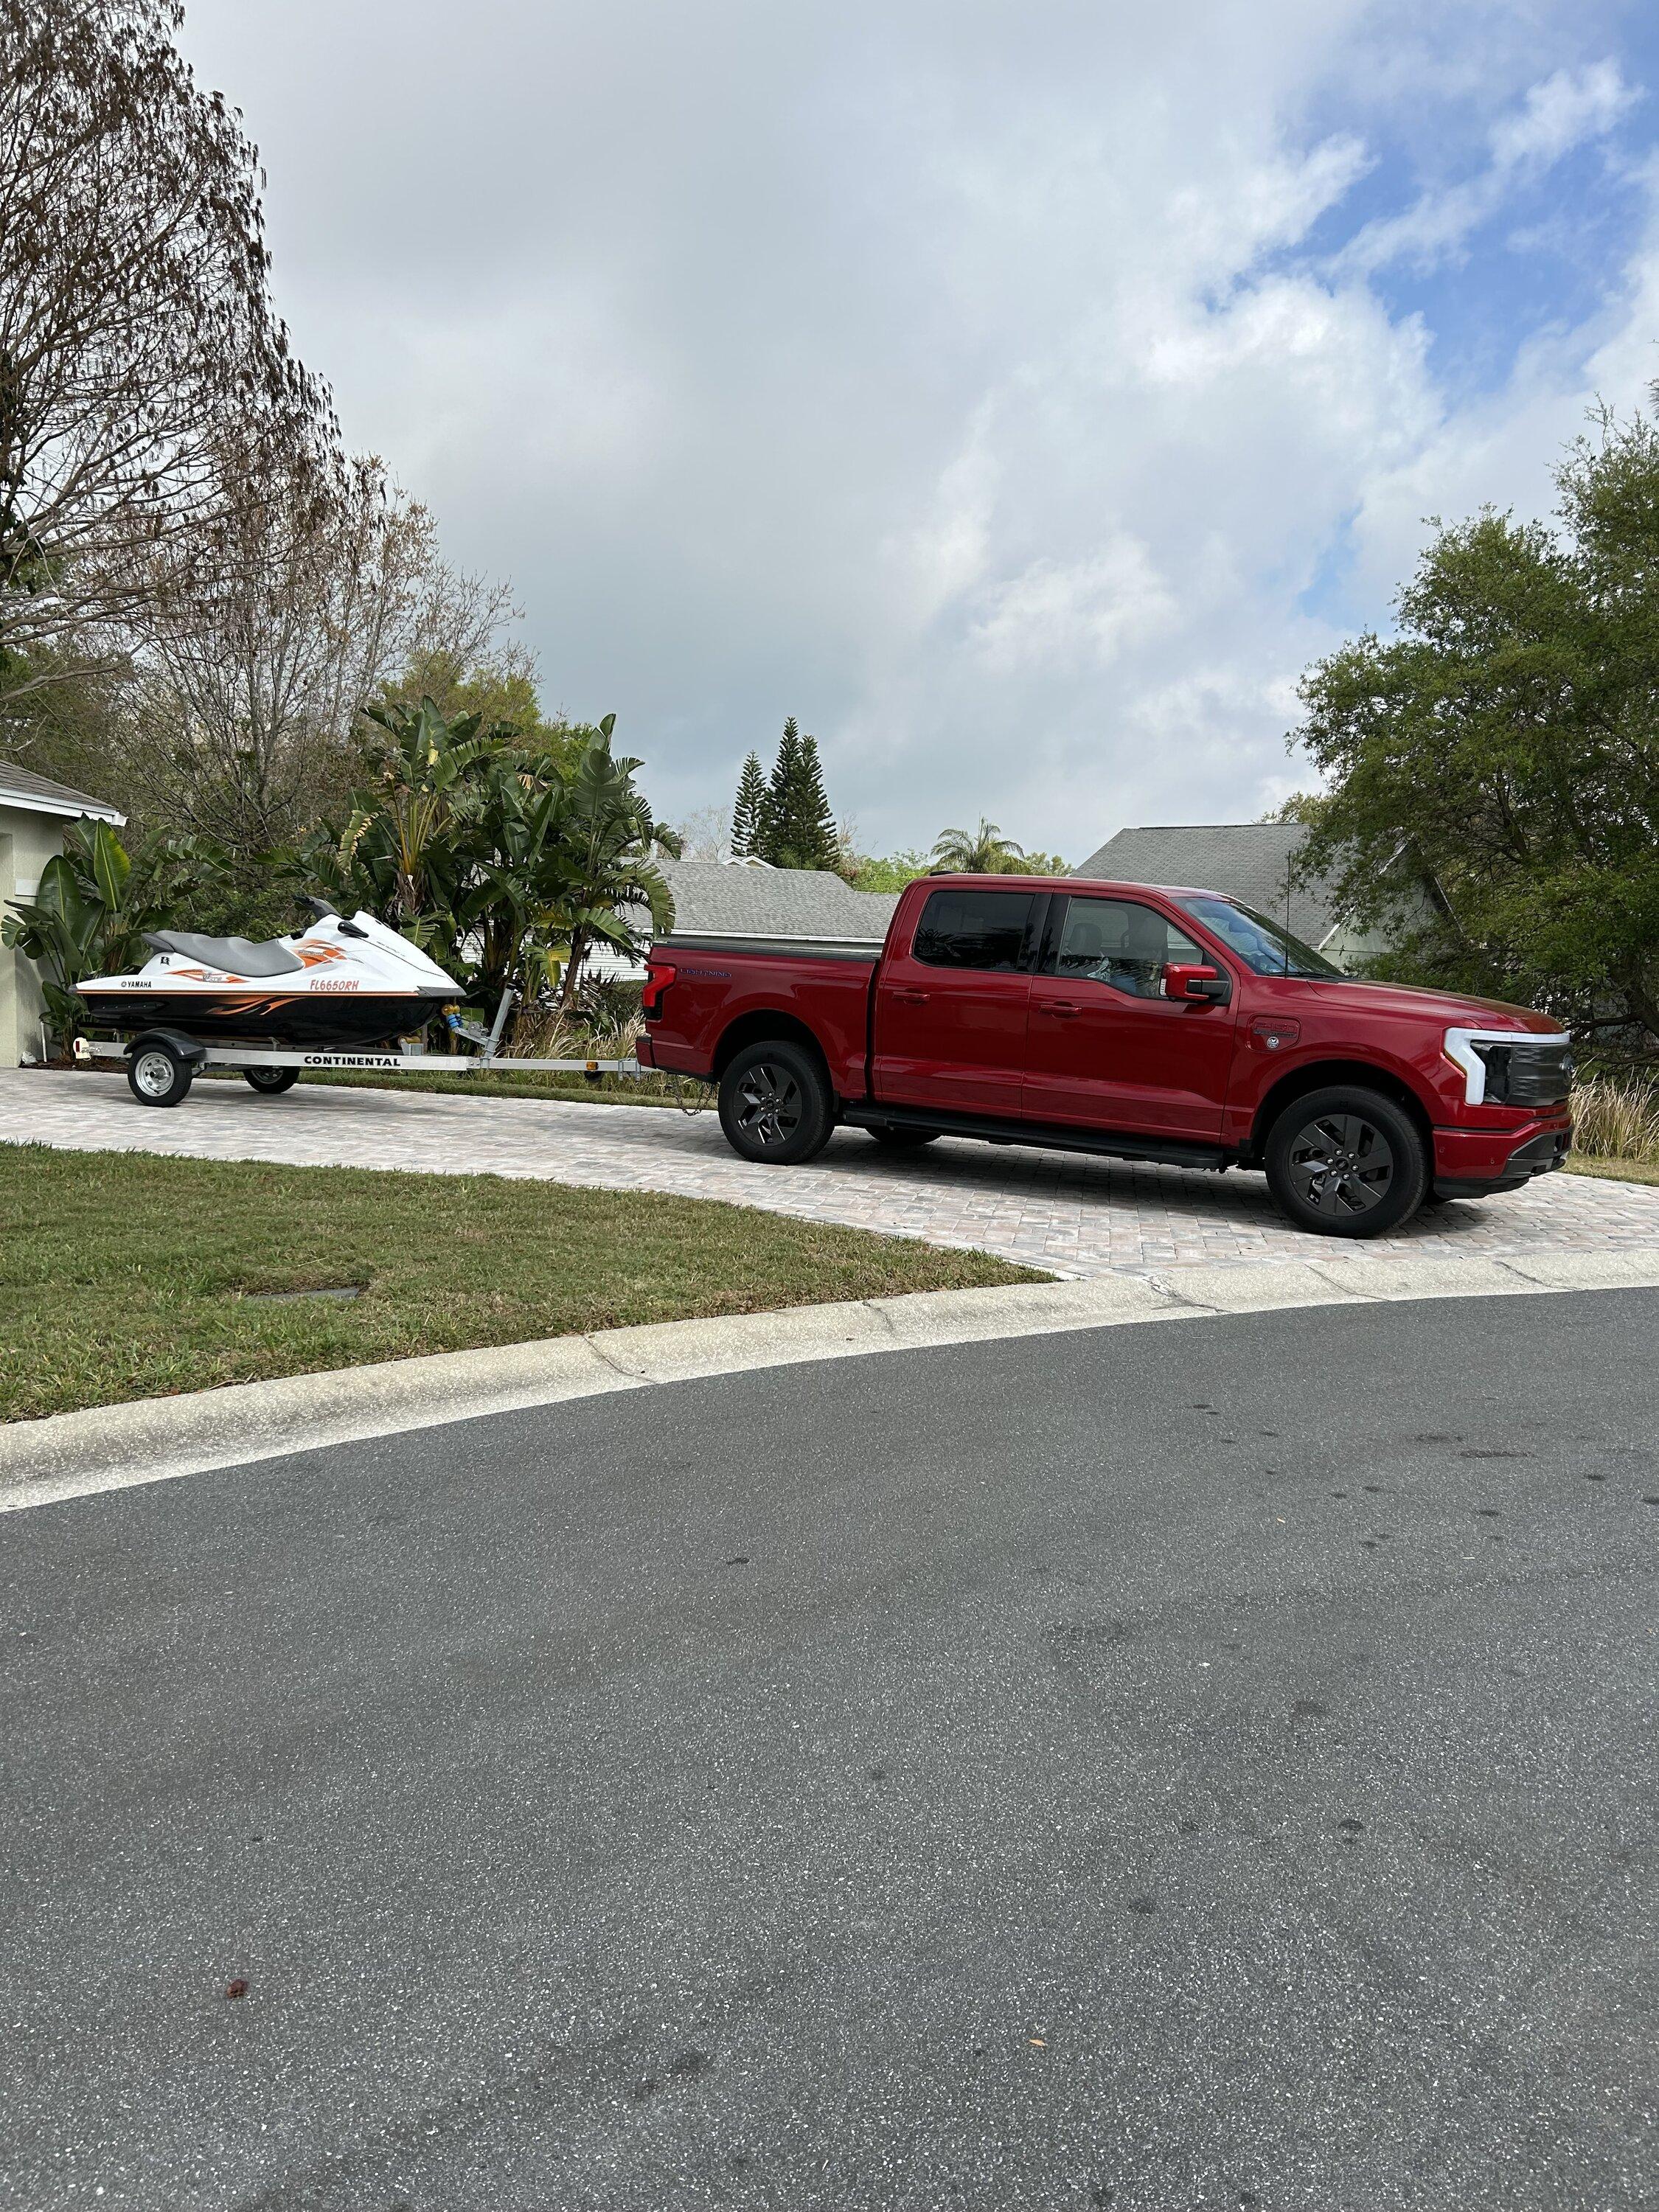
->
<box><xmin>79</xmin><ymin>897</ymin><xmax>459</xmax><ymax>1053</ymax></box>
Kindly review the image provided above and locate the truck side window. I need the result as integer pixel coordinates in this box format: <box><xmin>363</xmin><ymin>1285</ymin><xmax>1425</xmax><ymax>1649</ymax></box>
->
<box><xmin>1050</xmin><ymin>897</ymin><xmax>1204</xmax><ymax>1000</ymax></box>
<box><xmin>911</xmin><ymin>888</ymin><xmax>1036</xmax><ymax>972</ymax></box>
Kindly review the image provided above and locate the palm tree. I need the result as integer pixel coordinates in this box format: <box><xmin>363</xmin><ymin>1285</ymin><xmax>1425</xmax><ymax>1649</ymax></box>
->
<box><xmin>305</xmin><ymin>700</ymin><xmax>681</xmax><ymax>1010</ymax></box>
<box><xmin>929</xmin><ymin>818</ymin><xmax>1027</xmax><ymax>874</ymax></box>
<box><xmin>549</xmin><ymin>715</ymin><xmax>682</xmax><ymax>1006</ymax></box>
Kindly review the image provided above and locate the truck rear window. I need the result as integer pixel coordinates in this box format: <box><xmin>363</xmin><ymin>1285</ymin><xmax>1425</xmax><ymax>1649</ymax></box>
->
<box><xmin>911</xmin><ymin>888</ymin><xmax>1035</xmax><ymax>972</ymax></box>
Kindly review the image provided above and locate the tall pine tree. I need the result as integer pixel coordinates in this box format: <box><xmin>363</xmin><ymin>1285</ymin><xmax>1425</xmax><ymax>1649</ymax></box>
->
<box><xmin>790</xmin><ymin>732</ymin><xmax>838</xmax><ymax>870</ymax></box>
<box><xmin>730</xmin><ymin>751</ymin><xmax>768</xmax><ymax>858</ymax></box>
<box><xmin>761</xmin><ymin>717</ymin><xmax>839</xmax><ymax>869</ymax></box>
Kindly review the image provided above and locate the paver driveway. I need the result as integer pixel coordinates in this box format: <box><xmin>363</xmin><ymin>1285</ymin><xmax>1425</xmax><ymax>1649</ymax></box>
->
<box><xmin>7</xmin><ymin>1065</ymin><xmax>1656</xmax><ymax>1279</ymax></box>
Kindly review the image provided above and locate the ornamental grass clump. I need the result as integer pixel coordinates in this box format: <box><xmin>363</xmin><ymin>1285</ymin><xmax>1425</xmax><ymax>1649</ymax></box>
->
<box><xmin>1570</xmin><ymin>1074</ymin><xmax>1659</xmax><ymax>1164</ymax></box>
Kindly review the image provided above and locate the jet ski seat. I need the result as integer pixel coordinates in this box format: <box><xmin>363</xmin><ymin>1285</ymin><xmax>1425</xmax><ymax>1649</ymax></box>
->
<box><xmin>143</xmin><ymin>931</ymin><xmax>305</xmax><ymax>978</ymax></box>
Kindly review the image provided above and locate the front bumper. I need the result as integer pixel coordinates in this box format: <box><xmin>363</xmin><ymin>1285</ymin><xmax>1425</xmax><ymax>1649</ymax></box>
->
<box><xmin>1433</xmin><ymin>1117</ymin><xmax>1572</xmax><ymax>1200</ymax></box>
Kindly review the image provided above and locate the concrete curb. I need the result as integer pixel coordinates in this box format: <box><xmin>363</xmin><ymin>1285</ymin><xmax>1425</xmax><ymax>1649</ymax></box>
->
<box><xmin>4</xmin><ymin>1248</ymin><xmax>1658</xmax><ymax>1515</ymax></box>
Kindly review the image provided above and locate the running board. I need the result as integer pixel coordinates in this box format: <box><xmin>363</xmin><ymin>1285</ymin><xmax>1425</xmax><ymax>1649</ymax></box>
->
<box><xmin>841</xmin><ymin>1101</ymin><xmax>1229</xmax><ymax>1172</ymax></box>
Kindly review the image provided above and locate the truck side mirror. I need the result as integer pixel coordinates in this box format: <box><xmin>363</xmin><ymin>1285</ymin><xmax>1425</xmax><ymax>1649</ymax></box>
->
<box><xmin>1164</xmin><ymin>963</ymin><xmax>1229</xmax><ymax>1004</ymax></box>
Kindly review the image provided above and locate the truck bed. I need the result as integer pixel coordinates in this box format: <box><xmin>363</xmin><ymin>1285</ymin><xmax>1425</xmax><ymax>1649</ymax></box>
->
<box><xmin>639</xmin><ymin>936</ymin><xmax>880</xmax><ymax>1099</ymax></box>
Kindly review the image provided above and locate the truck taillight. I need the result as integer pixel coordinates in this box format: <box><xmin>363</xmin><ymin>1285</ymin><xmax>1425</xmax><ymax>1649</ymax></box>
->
<box><xmin>641</xmin><ymin>961</ymin><xmax>676</xmax><ymax>1019</ymax></box>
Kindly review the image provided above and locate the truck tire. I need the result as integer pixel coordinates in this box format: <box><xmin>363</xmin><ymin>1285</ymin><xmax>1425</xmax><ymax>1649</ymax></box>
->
<box><xmin>1265</xmin><ymin>1085</ymin><xmax>1427</xmax><ymax>1237</ymax></box>
<box><xmin>127</xmin><ymin>1040</ymin><xmax>193</xmax><ymax>1109</ymax></box>
<box><xmin>866</xmin><ymin>1125</ymin><xmax>940</xmax><ymax>1150</ymax></box>
<box><xmin>244</xmin><ymin>1067</ymin><xmax>299</xmax><ymax>1095</ymax></box>
<box><xmin>718</xmin><ymin>1040</ymin><xmax>835</xmax><ymax>1165</ymax></box>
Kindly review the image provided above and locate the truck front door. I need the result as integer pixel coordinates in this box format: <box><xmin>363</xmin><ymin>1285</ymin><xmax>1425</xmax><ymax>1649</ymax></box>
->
<box><xmin>872</xmin><ymin>885</ymin><xmax>1042</xmax><ymax>1116</ymax></box>
<box><xmin>1023</xmin><ymin>893</ymin><xmax>1238</xmax><ymax>1138</ymax></box>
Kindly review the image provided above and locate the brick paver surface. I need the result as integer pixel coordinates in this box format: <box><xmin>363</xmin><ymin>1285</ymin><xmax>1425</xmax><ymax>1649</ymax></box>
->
<box><xmin>7</xmin><ymin>1066</ymin><xmax>1656</xmax><ymax>1279</ymax></box>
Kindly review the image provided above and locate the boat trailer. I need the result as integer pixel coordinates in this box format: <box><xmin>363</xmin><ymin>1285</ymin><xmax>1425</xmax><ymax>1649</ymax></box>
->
<box><xmin>74</xmin><ymin>991</ymin><xmax>661</xmax><ymax>1110</ymax></box>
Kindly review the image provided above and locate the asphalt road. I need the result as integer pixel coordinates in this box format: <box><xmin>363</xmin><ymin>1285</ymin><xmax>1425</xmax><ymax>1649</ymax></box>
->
<box><xmin>2</xmin><ymin>1292</ymin><xmax>1656</xmax><ymax>2212</ymax></box>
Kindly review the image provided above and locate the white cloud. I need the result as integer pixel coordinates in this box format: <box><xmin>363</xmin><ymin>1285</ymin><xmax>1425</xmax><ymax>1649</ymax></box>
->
<box><xmin>1340</xmin><ymin>60</ymin><xmax>1635</xmax><ymax>277</ymax></box>
<box><xmin>173</xmin><ymin>0</ymin><xmax>1658</xmax><ymax>859</ymax></box>
<box><xmin>973</xmin><ymin>539</ymin><xmax>1177</xmax><ymax>674</ymax></box>
<box><xmin>1489</xmin><ymin>58</ymin><xmax>1635</xmax><ymax>170</ymax></box>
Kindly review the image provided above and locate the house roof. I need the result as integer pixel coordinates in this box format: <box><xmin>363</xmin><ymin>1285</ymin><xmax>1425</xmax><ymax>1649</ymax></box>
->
<box><xmin>1071</xmin><ymin>823</ymin><xmax>1340</xmax><ymax>945</ymax></box>
<box><xmin>657</xmin><ymin>858</ymin><xmax>897</xmax><ymax>942</ymax></box>
<box><xmin>0</xmin><ymin>759</ymin><xmax>125</xmax><ymax>825</ymax></box>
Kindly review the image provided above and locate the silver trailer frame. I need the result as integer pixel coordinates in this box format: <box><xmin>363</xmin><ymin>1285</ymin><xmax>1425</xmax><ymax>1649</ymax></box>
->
<box><xmin>74</xmin><ymin>990</ymin><xmax>652</xmax><ymax>1097</ymax></box>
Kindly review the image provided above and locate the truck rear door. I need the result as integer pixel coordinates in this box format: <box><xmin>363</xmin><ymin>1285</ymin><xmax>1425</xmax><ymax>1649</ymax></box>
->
<box><xmin>872</xmin><ymin>884</ymin><xmax>1043</xmax><ymax>1116</ymax></box>
<box><xmin>1024</xmin><ymin>891</ymin><xmax>1237</xmax><ymax>1138</ymax></box>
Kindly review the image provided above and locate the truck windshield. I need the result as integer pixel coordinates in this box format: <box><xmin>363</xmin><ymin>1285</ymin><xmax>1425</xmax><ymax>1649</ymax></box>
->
<box><xmin>1174</xmin><ymin>895</ymin><xmax>1343</xmax><ymax>979</ymax></box>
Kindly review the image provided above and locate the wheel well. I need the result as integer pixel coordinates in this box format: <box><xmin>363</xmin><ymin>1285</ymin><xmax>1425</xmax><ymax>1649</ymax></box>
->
<box><xmin>712</xmin><ymin>1011</ymin><xmax>830</xmax><ymax>1081</ymax></box>
<box><xmin>1248</xmin><ymin>1059</ymin><xmax>1433</xmax><ymax>1161</ymax></box>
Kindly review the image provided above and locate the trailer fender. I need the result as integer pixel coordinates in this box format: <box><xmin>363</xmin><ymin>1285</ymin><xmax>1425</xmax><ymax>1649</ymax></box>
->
<box><xmin>125</xmin><ymin>1027</ymin><xmax>209</xmax><ymax>1067</ymax></box>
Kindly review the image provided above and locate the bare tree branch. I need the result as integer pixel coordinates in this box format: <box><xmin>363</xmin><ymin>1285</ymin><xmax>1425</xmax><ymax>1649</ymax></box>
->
<box><xmin>0</xmin><ymin>0</ymin><xmax>338</xmax><ymax>696</ymax></box>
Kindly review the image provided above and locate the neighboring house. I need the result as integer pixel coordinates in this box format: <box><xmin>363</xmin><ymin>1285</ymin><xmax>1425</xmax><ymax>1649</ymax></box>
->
<box><xmin>590</xmin><ymin>857</ymin><xmax>900</xmax><ymax>983</ymax></box>
<box><xmin>0</xmin><ymin>762</ymin><xmax>126</xmax><ymax>1065</ymax></box>
<box><xmin>1071</xmin><ymin>821</ymin><xmax>1434</xmax><ymax>973</ymax></box>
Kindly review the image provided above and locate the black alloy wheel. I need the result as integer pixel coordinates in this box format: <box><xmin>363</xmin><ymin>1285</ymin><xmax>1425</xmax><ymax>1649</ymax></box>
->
<box><xmin>717</xmin><ymin>1040</ymin><xmax>835</xmax><ymax>1165</ymax></box>
<box><xmin>1288</xmin><ymin>1110</ymin><xmax>1394</xmax><ymax>1217</ymax></box>
<box><xmin>1265</xmin><ymin>1084</ymin><xmax>1427</xmax><ymax>1237</ymax></box>
<box><xmin>736</xmin><ymin>1060</ymin><xmax>802</xmax><ymax>1149</ymax></box>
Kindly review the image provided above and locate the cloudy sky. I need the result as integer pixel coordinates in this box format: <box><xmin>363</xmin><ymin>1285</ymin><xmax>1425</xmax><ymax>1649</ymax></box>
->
<box><xmin>176</xmin><ymin>0</ymin><xmax>1659</xmax><ymax>860</ymax></box>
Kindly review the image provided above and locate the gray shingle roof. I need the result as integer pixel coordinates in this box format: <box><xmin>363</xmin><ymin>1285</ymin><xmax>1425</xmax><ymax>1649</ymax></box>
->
<box><xmin>657</xmin><ymin>858</ymin><xmax>897</xmax><ymax>942</ymax></box>
<box><xmin>0</xmin><ymin>759</ymin><xmax>125</xmax><ymax>822</ymax></box>
<box><xmin>1071</xmin><ymin>823</ymin><xmax>1340</xmax><ymax>945</ymax></box>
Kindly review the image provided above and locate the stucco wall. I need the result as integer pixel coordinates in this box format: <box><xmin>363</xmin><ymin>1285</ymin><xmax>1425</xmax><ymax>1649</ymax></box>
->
<box><xmin>0</xmin><ymin>806</ymin><xmax>73</xmax><ymax>1064</ymax></box>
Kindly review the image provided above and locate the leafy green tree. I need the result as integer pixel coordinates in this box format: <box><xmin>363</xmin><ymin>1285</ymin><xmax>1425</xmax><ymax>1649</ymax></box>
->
<box><xmin>842</xmin><ymin>849</ymin><xmax>933</xmax><ymax>892</ymax></box>
<box><xmin>1</xmin><ymin>819</ymin><xmax>234</xmax><ymax>1043</ymax></box>
<box><xmin>379</xmin><ymin>645</ymin><xmax>579</xmax><ymax>777</ymax></box>
<box><xmin>544</xmin><ymin>717</ymin><xmax>682</xmax><ymax>1007</ymax></box>
<box><xmin>731</xmin><ymin>751</ymin><xmax>768</xmax><ymax>858</ymax></box>
<box><xmin>930</xmin><ymin>818</ymin><xmax>1028</xmax><ymax>873</ymax></box>
<box><xmin>1290</xmin><ymin>397</ymin><xmax>1659</xmax><ymax>1042</ymax></box>
<box><xmin>302</xmin><ymin>698</ymin><xmax>679</xmax><ymax>1012</ymax></box>
<box><xmin>760</xmin><ymin>717</ymin><xmax>839</xmax><ymax>869</ymax></box>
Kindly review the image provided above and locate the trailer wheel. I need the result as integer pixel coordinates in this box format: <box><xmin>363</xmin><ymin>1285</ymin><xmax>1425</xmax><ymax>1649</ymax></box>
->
<box><xmin>866</xmin><ymin>1125</ymin><xmax>940</xmax><ymax>1150</ymax></box>
<box><xmin>128</xmin><ymin>1040</ymin><xmax>193</xmax><ymax>1109</ymax></box>
<box><xmin>244</xmin><ymin>1067</ymin><xmax>300</xmax><ymax>1095</ymax></box>
<box><xmin>718</xmin><ymin>1040</ymin><xmax>835</xmax><ymax>1164</ymax></box>
<box><xmin>1264</xmin><ymin>1084</ymin><xmax>1427</xmax><ymax>1237</ymax></box>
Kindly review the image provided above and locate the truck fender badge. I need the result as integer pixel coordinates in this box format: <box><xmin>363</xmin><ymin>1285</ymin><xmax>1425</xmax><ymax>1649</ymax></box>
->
<box><xmin>1249</xmin><ymin>1018</ymin><xmax>1299</xmax><ymax>1049</ymax></box>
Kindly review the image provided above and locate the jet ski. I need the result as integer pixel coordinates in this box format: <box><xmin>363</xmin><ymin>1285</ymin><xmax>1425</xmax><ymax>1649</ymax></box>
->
<box><xmin>78</xmin><ymin>897</ymin><xmax>459</xmax><ymax>1051</ymax></box>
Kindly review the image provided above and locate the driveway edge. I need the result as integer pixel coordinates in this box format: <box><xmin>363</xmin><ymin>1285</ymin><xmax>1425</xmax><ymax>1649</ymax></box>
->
<box><xmin>4</xmin><ymin>1248</ymin><xmax>1658</xmax><ymax>1514</ymax></box>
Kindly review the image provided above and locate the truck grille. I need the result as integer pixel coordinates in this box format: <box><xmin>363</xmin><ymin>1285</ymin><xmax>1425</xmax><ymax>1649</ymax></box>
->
<box><xmin>1474</xmin><ymin>1038</ymin><xmax>1573</xmax><ymax>1107</ymax></box>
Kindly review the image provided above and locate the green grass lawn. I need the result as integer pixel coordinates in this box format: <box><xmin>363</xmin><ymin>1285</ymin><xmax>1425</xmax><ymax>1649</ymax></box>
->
<box><xmin>1</xmin><ymin>1144</ymin><xmax>1038</xmax><ymax>1423</ymax></box>
<box><xmin>1567</xmin><ymin>1154</ymin><xmax>1659</xmax><ymax>1187</ymax></box>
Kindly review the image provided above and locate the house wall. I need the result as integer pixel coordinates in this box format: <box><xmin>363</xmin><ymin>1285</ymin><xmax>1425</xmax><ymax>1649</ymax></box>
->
<box><xmin>1318</xmin><ymin>881</ymin><xmax>1439</xmax><ymax>974</ymax></box>
<box><xmin>0</xmin><ymin>805</ymin><xmax>72</xmax><ymax>1064</ymax></box>
<box><xmin>1319</xmin><ymin>918</ymin><xmax>1394</xmax><ymax>973</ymax></box>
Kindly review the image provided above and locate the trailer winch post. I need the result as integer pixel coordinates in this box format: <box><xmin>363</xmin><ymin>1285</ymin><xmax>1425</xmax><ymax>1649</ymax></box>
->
<box><xmin>480</xmin><ymin>988</ymin><xmax>517</xmax><ymax>1063</ymax></box>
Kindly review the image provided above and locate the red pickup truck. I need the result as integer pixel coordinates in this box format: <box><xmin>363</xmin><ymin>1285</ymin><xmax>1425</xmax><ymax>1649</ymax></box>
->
<box><xmin>636</xmin><ymin>874</ymin><xmax>1573</xmax><ymax>1237</ymax></box>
